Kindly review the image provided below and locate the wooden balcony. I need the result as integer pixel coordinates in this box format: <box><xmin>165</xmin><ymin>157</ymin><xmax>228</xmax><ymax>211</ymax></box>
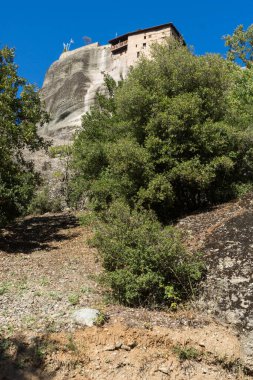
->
<box><xmin>111</xmin><ymin>40</ymin><xmax>128</xmax><ymax>52</ymax></box>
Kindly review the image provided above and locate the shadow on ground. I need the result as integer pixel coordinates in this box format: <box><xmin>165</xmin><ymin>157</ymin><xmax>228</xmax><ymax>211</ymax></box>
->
<box><xmin>0</xmin><ymin>213</ymin><xmax>79</xmax><ymax>254</ymax></box>
<box><xmin>0</xmin><ymin>334</ymin><xmax>56</xmax><ymax>380</ymax></box>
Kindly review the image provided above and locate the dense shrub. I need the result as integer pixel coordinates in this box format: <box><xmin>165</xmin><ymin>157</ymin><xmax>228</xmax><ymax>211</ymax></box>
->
<box><xmin>27</xmin><ymin>187</ymin><xmax>62</xmax><ymax>215</ymax></box>
<box><xmin>92</xmin><ymin>201</ymin><xmax>203</xmax><ymax>306</ymax></box>
<box><xmin>72</xmin><ymin>41</ymin><xmax>253</xmax><ymax>220</ymax></box>
<box><xmin>71</xmin><ymin>39</ymin><xmax>253</xmax><ymax>307</ymax></box>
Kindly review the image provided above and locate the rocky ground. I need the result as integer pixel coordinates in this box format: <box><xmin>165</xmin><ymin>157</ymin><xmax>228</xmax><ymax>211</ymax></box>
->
<box><xmin>0</xmin><ymin>201</ymin><xmax>253</xmax><ymax>379</ymax></box>
<box><xmin>177</xmin><ymin>194</ymin><xmax>253</xmax><ymax>370</ymax></box>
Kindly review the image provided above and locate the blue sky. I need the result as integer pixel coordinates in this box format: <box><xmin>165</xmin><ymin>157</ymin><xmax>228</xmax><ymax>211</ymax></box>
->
<box><xmin>1</xmin><ymin>0</ymin><xmax>253</xmax><ymax>88</ymax></box>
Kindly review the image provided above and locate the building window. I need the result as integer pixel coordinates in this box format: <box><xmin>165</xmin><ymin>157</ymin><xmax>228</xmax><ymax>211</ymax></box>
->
<box><xmin>149</xmin><ymin>34</ymin><xmax>152</xmax><ymax>38</ymax></box>
<box><xmin>144</xmin><ymin>35</ymin><xmax>146</xmax><ymax>39</ymax></box>
<box><xmin>143</xmin><ymin>43</ymin><xmax>146</xmax><ymax>48</ymax></box>
<box><xmin>137</xmin><ymin>52</ymin><xmax>140</xmax><ymax>58</ymax></box>
<box><xmin>136</xmin><ymin>44</ymin><xmax>138</xmax><ymax>47</ymax></box>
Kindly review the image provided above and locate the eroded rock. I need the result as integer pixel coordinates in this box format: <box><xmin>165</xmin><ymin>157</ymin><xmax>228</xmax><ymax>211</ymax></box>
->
<box><xmin>197</xmin><ymin>205</ymin><xmax>253</xmax><ymax>370</ymax></box>
<box><xmin>40</xmin><ymin>44</ymin><xmax>128</xmax><ymax>142</ymax></box>
<box><xmin>73</xmin><ymin>308</ymin><xmax>99</xmax><ymax>326</ymax></box>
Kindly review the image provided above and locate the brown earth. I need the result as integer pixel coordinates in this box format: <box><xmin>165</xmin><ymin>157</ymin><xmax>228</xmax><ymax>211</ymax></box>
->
<box><xmin>0</xmin><ymin>205</ymin><xmax>252</xmax><ymax>379</ymax></box>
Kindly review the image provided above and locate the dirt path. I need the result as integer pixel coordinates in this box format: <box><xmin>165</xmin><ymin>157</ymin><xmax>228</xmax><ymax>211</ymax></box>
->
<box><xmin>0</xmin><ymin>212</ymin><xmax>102</xmax><ymax>333</ymax></box>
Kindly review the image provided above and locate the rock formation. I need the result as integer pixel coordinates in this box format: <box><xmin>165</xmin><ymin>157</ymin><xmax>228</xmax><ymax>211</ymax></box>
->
<box><xmin>198</xmin><ymin>196</ymin><xmax>253</xmax><ymax>370</ymax></box>
<box><xmin>178</xmin><ymin>194</ymin><xmax>253</xmax><ymax>371</ymax></box>
<box><xmin>39</xmin><ymin>43</ymin><xmax>129</xmax><ymax>142</ymax></box>
<box><xmin>39</xmin><ymin>22</ymin><xmax>183</xmax><ymax>142</ymax></box>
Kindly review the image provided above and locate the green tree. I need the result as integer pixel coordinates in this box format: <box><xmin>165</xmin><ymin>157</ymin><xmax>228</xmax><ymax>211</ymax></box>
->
<box><xmin>71</xmin><ymin>38</ymin><xmax>253</xmax><ymax>306</ymax></box>
<box><xmin>224</xmin><ymin>24</ymin><xmax>253</xmax><ymax>67</ymax></box>
<box><xmin>72</xmin><ymin>41</ymin><xmax>253</xmax><ymax>220</ymax></box>
<box><xmin>0</xmin><ymin>46</ymin><xmax>48</xmax><ymax>226</ymax></box>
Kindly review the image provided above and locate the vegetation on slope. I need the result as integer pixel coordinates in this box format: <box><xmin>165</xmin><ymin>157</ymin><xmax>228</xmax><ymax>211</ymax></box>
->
<box><xmin>3</xmin><ymin>25</ymin><xmax>253</xmax><ymax>307</ymax></box>
<box><xmin>71</xmin><ymin>34</ymin><xmax>253</xmax><ymax>306</ymax></box>
<box><xmin>72</xmin><ymin>41</ymin><xmax>253</xmax><ymax>218</ymax></box>
<box><xmin>0</xmin><ymin>47</ymin><xmax>48</xmax><ymax>226</ymax></box>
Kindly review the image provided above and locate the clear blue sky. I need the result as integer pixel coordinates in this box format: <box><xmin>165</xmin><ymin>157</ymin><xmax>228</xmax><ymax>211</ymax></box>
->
<box><xmin>1</xmin><ymin>0</ymin><xmax>253</xmax><ymax>88</ymax></box>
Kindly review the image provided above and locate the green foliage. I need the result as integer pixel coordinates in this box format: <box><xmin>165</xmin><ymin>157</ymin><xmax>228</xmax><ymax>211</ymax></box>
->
<box><xmin>71</xmin><ymin>38</ymin><xmax>253</xmax><ymax>307</ymax></box>
<box><xmin>0</xmin><ymin>282</ymin><xmax>10</xmax><ymax>296</ymax></box>
<box><xmin>0</xmin><ymin>46</ymin><xmax>48</xmax><ymax>226</ymax></box>
<box><xmin>27</xmin><ymin>187</ymin><xmax>62</xmax><ymax>215</ymax></box>
<box><xmin>92</xmin><ymin>201</ymin><xmax>203</xmax><ymax>306</ymax></box>
<box><xmin>48</xmin><ymin>144</ymin><xmax>72</xmax><ymax>158</ymax></box>
<box><xmin>72</xmin><ymin>40</ymin><xmax>253</xmax><ymax>220</ymax></box>
<box><xmin>94</xmin><ymin>312</ymin><xmax>107</xmax><ymax>326</ymax></box>
<box><xmin>226</xmin><ymin>65</ymin><xmax>253</xmax><ymax>130</ymax></box>
<box><xmin>68</xmin><ymin>293</ymin><xmax>80</xmax><ymax>306</ymax></box>
<box><xmin>65</xmin><ymin>334</ymin><xmax>78</xmax><ymax>352</ymax></box>
<box><xmin>78</xmin><ymin>212</ymin><xmax>97</xmax><ymax>227</ymax></box>
<box><xmin>224</xmin><ymin>24</ymin><xmax>253</xmax><ymax>67</ymax></box>
<box><xmin>173</xmin><ymin>344</ymin><xmax>201</xmax><ymax>361</ymax></box>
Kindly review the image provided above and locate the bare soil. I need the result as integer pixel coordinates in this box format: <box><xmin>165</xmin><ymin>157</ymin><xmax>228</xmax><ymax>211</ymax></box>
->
<box><xmin>0</xmin><ymin>208</ymin><xmax>251</xmax><ymax>379</ymax></box>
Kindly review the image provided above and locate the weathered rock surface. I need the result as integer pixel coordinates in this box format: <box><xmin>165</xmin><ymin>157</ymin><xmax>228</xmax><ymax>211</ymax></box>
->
<box><xmin>73</xmin><ymin>308</ymin><xmax>100</xmax><ymax>326</ymax></box>
<box><xmin>198</xmin><ymin>205</ymin><xmax>253</xmax><ymax>369</ymax></box>
<box><xmin>40</xmin><ymin>43</ymin><xmax>128</xmax><ymax>142</ymax></box>
<box><xmin>176</xmin><ymin>194</ymin><xmax>252</xmax><ymax>370</ymax></box>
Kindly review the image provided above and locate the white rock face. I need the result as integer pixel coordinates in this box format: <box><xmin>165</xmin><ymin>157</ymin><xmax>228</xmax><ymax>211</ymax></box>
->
<box><xmin>39</xmin><ymin>44</ymin><xmax>129</xmax><ymax>142</ymax></box>
<box><xmin>73</xmin><ymin>308</ymin><xmax>99</xmax><ymax>326</ymax></box>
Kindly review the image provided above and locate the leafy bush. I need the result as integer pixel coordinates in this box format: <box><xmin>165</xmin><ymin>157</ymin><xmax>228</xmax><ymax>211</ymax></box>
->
<box><xmin>27</xmin><ymin>187</ymin><xmax>62</xmax><ymax>215</ymax></box>
<box><xmin>92</xmin><ymin>201</ymin><xmax>203</xmax><ymax>306</ymax></box>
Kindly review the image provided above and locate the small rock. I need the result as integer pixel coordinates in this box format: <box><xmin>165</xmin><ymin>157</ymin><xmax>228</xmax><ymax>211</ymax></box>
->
<box><xmin>158</xmin><ymin>366</ymin><xmax>171</xmax><ymax>375</ymax></box>
<box><xmin>128</xmin><ymin>341</ymin><xmax>137</xmax><ymax>348</ymax></box>
<box><xmin>73</xmin><ymin>308</ymin><xmax>99</xmax><ymax>327</ymax></box>
<box><xmin>104</xmin><ymin>345</ymin><xmax>116</xmax><ymax>351</ymax></box>
<box><xmin>121</xmin><ymin>344</ymin><xmax>131</xmax><ymax>351</ymax></box>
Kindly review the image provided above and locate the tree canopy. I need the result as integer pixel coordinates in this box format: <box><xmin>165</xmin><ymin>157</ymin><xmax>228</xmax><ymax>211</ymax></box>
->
<box><xmin>71</xmin><ymin>39</ymin><xmax>253</xmax><ymax>306</ymax></box>
<box><xmin>72</xmin><ymin>41</ymin><xmax>253</xmax><ymax>221</ymax></box>
<box><xmin>0</xmin><ymin>46</ymin><xmax>48</xmax><ymax>226</ymax></box>
<box><xmin>224</xmin><ymin>24</ymin><xmax>253</xmax><ymax>67</ymax></box>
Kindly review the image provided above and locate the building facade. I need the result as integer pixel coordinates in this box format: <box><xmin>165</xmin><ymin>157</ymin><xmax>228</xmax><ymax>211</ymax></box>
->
<box><xmin>109</xmin><ymin>22</ymin><xmax>184</xmax><ymax>66</ymax></box>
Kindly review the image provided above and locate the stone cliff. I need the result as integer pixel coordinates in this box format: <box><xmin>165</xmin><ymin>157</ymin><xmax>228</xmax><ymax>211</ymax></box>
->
<box><xmin>39</xmin><ymin>43</ymin><xmax>129</xmax><ymax>142</ymax></box>
<box><xmin>39</xmin><ymin>22</ymin><xmax>183</xmax><ymax>142</ymax></box>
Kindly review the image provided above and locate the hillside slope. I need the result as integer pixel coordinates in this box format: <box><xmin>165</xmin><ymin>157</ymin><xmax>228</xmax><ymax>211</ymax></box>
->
<box><xmin>1</xmin><ymin>196</ymin><xmax>253</xmax><ymax>378</ymax></box>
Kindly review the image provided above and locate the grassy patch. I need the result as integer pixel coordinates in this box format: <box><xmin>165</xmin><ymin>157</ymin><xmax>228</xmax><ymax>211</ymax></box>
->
<box><xmin>80</xmin><ymin>286</ymin><xmax>93</xmax><ymax>294</ymax></box>
<box><xmin>17</xmin><ymin>279</ymin><xmax>28</xmax><ymax>292</ymax></box>
<box><xmin>40</xmin><ymin>277</ymin><xmax>49</xmax><ymax>286</ymax></box>
<box><xmin>65</xmin><ymin>334</ymin><xmax>78</xmax><ymax>352</ymax></box>
<box><xmin>0</xmin><ymin>282</ymin><xmax>11</xmax><ymax>296</ymax></box>
<box><xmin>49</xmin><ymin>291</ymin><xmax>62</xmax><ymax>301</ymax></box>
<box><xmin>78</xmin><ymin>212</ymin><xmax>97</xmax><ymax>227</ymax></box>
<box><xmin>94</xmin><ymin>312</ymin><xmax>107</xmax><ymax>327</ymax></box>
<box><xmin>68</xmin><ymin>293</ymin><xmax>80</xmax><ymax>306</ymax></box>
<box><xmin>173</xmin><ymin>344</ymin><xmax>201</xmax><ymax>361</ymax></box>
